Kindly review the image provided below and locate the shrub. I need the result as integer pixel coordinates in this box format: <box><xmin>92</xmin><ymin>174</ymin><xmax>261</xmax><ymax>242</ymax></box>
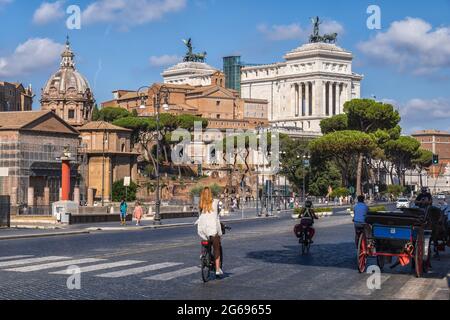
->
<box><xmin>369</xmin><ymin>205</ymin><xmax>386</xmax><ymax>212</ymax></box>
<box><xmin>190</xmin><ymin>183</ymin><xmax>223</xmax><ymax>198</ymax></box>
<box><xmin>387</xmin><ymin>185</ymin><xmax>405</xmax><ymax>197</ymax></box>
<box><xmin>112</xmin><ymin>179</ymin><xmax>138</xmax><ymax>202</ymax></box>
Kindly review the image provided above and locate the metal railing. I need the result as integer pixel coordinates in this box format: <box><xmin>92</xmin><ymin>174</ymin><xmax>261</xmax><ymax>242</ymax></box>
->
<box><xmin>15</xmin><ymin>205</ymin><xmax>52</xmax><ymax>216</ymax></box>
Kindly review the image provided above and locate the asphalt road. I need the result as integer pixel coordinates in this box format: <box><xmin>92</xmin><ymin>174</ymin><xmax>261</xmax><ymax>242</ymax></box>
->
<box><xmin>0</xmin><ymin>210</ymin><xmax>448</xmax><ymax>300</ymax></box>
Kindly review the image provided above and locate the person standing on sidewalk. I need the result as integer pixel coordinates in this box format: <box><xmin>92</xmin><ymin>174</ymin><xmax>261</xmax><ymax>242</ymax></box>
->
<box><xmin>133</xmin><ymin>201</ymin><xmax>144</xmax><ymax>226</ymax></box>
<box><xmin>120</xmin><ymin>199</ymin><xmax>128</xmax><ymax>226</ymax></box>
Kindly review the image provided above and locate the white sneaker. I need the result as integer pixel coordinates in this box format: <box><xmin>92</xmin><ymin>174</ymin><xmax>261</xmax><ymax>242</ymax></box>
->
<box><xmin>215</xmin><ymin>268</ymin><xmax>224</xmax><ymax>276</ymax></box>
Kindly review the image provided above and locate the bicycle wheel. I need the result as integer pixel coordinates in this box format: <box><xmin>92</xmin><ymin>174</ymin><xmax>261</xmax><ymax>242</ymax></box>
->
<box><xmin>301</xmin><ymin>234</ymin><xmax>307</xmax><ymax>255</ymax></box>
<box><xmin>201</xmin><ymin>251</ymin><xmax>211</xmax><ymax>283</ymax></box>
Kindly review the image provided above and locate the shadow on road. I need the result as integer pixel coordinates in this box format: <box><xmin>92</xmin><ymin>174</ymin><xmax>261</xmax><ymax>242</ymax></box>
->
<box><xmin>246</xmin><ymin>242</ymin><xmax>449</xmax><ymax>280</ymax></box>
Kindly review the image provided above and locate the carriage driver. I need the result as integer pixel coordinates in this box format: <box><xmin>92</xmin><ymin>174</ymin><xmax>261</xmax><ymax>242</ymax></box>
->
<box><xmin>415</xmin><ymin>187</ymin><xmax>433</xmax><ymax>209</ymax></box>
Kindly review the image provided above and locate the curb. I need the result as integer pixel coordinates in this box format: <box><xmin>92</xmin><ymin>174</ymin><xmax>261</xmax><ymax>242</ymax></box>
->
<box><xmin>85</xmin><ymin>215</ymin><xmax>279</xmax><ymax>232</ymax></box>
<box><xmin>0</xmin><ymin>230</ymin><xmax>90</xmax><ymax>241</ymax></box>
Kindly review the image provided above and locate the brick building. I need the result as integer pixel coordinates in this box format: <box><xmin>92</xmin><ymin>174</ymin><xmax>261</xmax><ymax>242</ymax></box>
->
<box><xmin>0</xmin><ymin>82</ymin><xmax>33</xmax><ymax>112</ymax></box>
<box><xmin>0</xmin><ymin>111</ymin><xmax>80</xmax><ymax>207</ymax></box>
<box><xmin>78</xmin><ymin>121</ymin><xmax>138</xmax><ymax>202</ymax></box>
<box><xmin>412</xmin><ymin>130</ymin><xmax>450</xmax><ymax>177</ymax></box>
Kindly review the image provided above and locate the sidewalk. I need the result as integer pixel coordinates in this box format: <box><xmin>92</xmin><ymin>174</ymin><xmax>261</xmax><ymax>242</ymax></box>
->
<box><xmin>0</xmin><ymin>208</ymin><xmax>282</xmax><ymax>240</ymax></box>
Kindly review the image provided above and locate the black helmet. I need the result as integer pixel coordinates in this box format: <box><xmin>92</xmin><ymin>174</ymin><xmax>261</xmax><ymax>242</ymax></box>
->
<box><xmin>305</xmin><ymin>200</ymin><xmax>313</xmax><ymax>208</ymax></box>
<box><xmin>421</xmin><ymin>187</ymin><xmax>428</xmax><ymax>193</ymax></box>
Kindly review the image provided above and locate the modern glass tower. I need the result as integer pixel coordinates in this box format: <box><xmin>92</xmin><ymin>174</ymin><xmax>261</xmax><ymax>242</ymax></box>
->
<box><xmin>223</xmin><ymin>56</ymin><xmax>242</xmax><ymax>94</ymax></box>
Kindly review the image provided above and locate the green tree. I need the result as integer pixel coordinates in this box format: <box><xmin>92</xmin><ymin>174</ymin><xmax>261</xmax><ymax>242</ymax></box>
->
<box><xmin>320</xmin><ymin>114</ymin><xmax>348</xmax><ymax>134</ymax></box>
<box><xmin>308</xmin><ymin>161</ymin><xmax>341</xmax><ymax>196</ymax></box>
<box><xmin>97</xmin><ymin>107</ymin><xmax>131</xmax><ymax>123</ymax></box>
<box><xmin>387</xmin><ymin>184</ymin><xmax>406</xmax><ymax>197</ymax></box>
<box><xmin>384</xmin><ymin>136</ymin><xmax>421</xmax><ymax>186</ymax></box>
<box><xmin>92</xmin><ymin>104</ymin><xmax>100</xmax><ymax>121</ymax></box>
<box><xmin>309</xmin><ymin>130</ymin><xmax>377</xmax><ymax>189</ymax></box>
<box><xmin>279</xmin><ymin>134</ymin><xmax>311</xmax><ymax>194</ymax></box>
<box><xmin>412</xmin><ymin>148</ymin><xmax>433</xmax><ymax>187</ymax></box>
<box><xmin>112</xmin><ymin>179</ymin><xmax>138</xmax><ymax>202</ymax></box>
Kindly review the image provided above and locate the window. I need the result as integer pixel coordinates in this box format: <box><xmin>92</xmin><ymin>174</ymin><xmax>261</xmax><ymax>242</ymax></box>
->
<box><xmin>216</xmin><ymin>114</ymin><xmax>221</xmax><ymax>119</ymax></box>
<box><xmin>216</xmin><ymin>101</ymin><xmax>220</xmax><ymax>106</ymax></box>
<box><xmin>68</xmin><ymin>110</ymin><xmax>75</xmax><ymax>119</ymax></box>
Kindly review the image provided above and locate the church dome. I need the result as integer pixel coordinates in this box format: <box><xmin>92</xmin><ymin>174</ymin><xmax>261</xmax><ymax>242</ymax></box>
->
<box><xmin>40</xmin><ymin>37</ymin><xmax>95</xmax><ymax>127</ymax></box>
<box><xmin>42</xmin><ymin>39</ymin><xmax>92</xmax><ymax>96</ymax></box>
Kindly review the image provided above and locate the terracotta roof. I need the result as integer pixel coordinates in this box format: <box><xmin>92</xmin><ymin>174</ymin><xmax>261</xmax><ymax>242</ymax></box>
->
<box><xmin>0</xmin><ymin>110</ymin><xmax>79</xmax><ymax>135</ymax></box>
<box><xmin>0</xmin><ymin>110</ymin><xmax>52</xmax><ymax>129</ymax></box>
<box><xmin>78</xmin><ymin>121</ymin><xmax>132</xmax><ymax>132</ymax></box>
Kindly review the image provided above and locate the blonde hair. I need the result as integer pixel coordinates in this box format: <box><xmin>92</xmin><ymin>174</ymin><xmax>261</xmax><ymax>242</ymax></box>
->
<box><xmin>199</xmin><ymin>187</ymin><xmax>213</xmax><ymax>213</ymax></box>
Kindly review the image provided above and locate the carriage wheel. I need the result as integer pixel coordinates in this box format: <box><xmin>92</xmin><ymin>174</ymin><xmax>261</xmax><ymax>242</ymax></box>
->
<box><xmin>377</xmin><ymin>256</ymin><xmax>385</xmax><ymax>270</ymax></box>
<box><xmin>357</xmin><ymin>232</ymin><xmax>368</xmax><ymax>273</ymax></box>
<box><xmin>414</xmin><ymin>230</ymin><xmax>424</xmax><ymax>278</ymax></box>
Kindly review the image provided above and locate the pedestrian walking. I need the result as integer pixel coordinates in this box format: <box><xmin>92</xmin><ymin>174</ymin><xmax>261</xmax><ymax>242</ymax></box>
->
<box><xmin>133</xmin><ymin>201</ymin><xmax>144</xmax><ymax>226</ymax></box>
<box><xmin>120</xmin><ymin>198</ymin><xmax>128</xmax><ymax>226</ymax></box>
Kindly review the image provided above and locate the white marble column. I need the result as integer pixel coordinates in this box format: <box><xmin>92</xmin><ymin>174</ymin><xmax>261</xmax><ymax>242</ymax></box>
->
<box><xmin>328</xmin><ymin>82</ymin><xmax>333</xmax><ymax>115</ymax></box>
<box><xmin>322</xmin><ymin>81</ymin><xmax>327</xmax><ymax>116</ymax></box>
<box><xmin>290</xmin><ymin>84</ymin><xmax>295</xmax><ymax>117</ymax></box>
<box><xmin>336</xmin><ymin>83</ymin><xmax>341</xmax><ymax>114</ymax></box>
<box><xmin>304</xmin><ymin>82</ymin><xmax>309</xmax><ymax>117</ymax></box>
<box><xmin>295</xmin><ymin>84</ymin><xmax>299</xmax><ymax>117</ymax></box>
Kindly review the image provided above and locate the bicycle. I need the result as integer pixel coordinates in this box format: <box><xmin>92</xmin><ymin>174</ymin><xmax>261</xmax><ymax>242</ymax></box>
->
<box><xmin>200</xmin><ymin>224</ymin><xmax>231</xmax><ymax>283</ymax></box>
<box><xmin>295</xmin><ymin>218</ymin><xmax>315</xmax><ymax>255</ymax></box>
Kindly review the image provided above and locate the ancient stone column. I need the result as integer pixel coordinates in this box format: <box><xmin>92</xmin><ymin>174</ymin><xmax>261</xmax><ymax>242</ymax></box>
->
<box><xmin>44</xmin><ymin>187</ymin><xmax>50</xmax><ymax>206</ymax></box>
<box><xmin>87</xmin><ymin>188</ymin><xmax>94</xmax><ymax>207</ymax></box>
<box><xmin>27</xmin><ymin>187</ymin><xmax>35</xmax><ymax>207</ymax></box>
<box><xmin>59</xmin><ymin>188</ymin><xmax>62</xmax><ymax>201</ymax></box>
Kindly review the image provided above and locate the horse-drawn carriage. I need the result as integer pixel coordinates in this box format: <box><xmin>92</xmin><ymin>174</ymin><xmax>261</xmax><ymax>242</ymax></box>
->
<box><xmin>357</xmin><ymin>206</ymin><xmax>449</xmax><ymax>278</ymax></box>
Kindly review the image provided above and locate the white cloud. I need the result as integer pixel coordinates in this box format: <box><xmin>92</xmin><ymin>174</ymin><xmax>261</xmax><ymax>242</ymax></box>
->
<box><xmin>358</xmin><ymin>17</ymin><xmax>450</xmax><ymax>76</ymax></box>
<box><xmin>321</xmin><ymin>20</ymin><xmax>345</xmax><ymax>36</ymax></box>
<box><xmin>0</xmin><ymin>38</ymin><xmax>64</xmax><ymax>77</ymax></box>
<box><xmin>81</xmin><ymin>0</ymin><xmax>187</xmax><ymax>28</ymax></box>
<box><xmin>385</xmin><ymin>98</ymin><xmax>450</xmax><ymax>133</ymax></box>
<box><xmin>149</xmin><ymin>54</ymin><xmax>181</xmax><ymax>67</ymax></box>
<box><xmin>33</xmin><ymin>1</ymin><xmax>65</xmax><ymax>25</ymax></box>
<box><xmin>258</xmin><ymin>20</ymin><xmax>344</xmax><ymax>41</ymax></box>
<box><xmin>257</xmin><ymin>23</ymin><xmax>307</xmax><ymax>41</ymax></box>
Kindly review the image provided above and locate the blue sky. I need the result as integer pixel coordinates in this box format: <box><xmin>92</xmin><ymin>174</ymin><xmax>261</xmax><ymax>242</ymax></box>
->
<box><xmin>0</xmin><ymin>0</ymin><xmax>449</xmax><ymax>133</ymax></box>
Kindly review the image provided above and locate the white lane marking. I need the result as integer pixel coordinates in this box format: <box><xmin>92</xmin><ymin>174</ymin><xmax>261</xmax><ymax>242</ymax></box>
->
<box><xmin>97</xmin><ymin>262</ymin><xmax>183</xmax><ymax>278</ymax></box>
<box><xmin>4</xmin><ymin>258</ymin><xmax>105</xmax><ymax>272</ymax></box>
<box><xmin>0</xmin><ymin>256</ymin><xmax>71</xmax><ymax>268</ymax></box>
<box><xmin>144</xmin><ymin>266</ymin><xmax>200</xmax><ymax>281</ymax></box>
<box><xmin>0</xmin><ymin>255</ymin><xmax>34</xmax><ymax>261</ymax></box>
<box><xmin>50</xmin><ymin>260</ymin><xmax>145</xmax><ymax>275</ymax></box>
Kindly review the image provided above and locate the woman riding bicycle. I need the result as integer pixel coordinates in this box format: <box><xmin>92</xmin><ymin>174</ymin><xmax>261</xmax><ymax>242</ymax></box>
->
<box><xmin>195</xmin><ymin>187</ymin><xmax>223</xmax><ymax>277</ymax></box>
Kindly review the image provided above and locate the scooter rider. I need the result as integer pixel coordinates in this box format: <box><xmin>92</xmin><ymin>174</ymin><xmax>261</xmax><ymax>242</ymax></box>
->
<box><xmin>298</xmin><ymin>200</ymin><xmax>319</xmax><ymax>243</ymax></box>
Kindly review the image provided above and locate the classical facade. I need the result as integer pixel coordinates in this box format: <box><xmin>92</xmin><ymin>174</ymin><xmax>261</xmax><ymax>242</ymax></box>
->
<box><xmin>241</xmin><ymin>42</ymin><xmax>363</xmax><ymax>137</ymax></box>
<box><xmin>40</xmin><ymin>38</ymin><xmax>95</xmax><ymax>127</ymax></box>
<box><xmin>163</xmin><ymin>62</ymin><xmax>224</xmax><ymax>87</ymax></box>
<box><xmin>78</xmin><ymin>121</ymin><xmax>139</xmax><ymax>202</ymax></box>
<box><xmin>0</xmin><ymin>111</ymin><xmax>80</xmax><ymax>207</ymax></box>
<box><xmin>0</xmin><ymin>82</ymin><xmax>33</xmax><ymax>112</ymax></box>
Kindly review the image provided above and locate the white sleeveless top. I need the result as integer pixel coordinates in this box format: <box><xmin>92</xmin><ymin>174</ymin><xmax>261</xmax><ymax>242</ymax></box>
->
<box><xmin>195</xmin><ymin>199</ymin><xmax>222</xmax><ymax>240</ymax></box>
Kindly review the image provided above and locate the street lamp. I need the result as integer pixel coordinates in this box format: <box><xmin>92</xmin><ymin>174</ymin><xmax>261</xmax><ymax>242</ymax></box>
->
<box><xmin>138</xmin><ymin>85</ymin><xmax>170</xmax><ymax>225</ymax></box>
<box><xmin>302</xmin><ymin>154</ymin><xmax>311</xmax><ymax>203</ymax></box>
